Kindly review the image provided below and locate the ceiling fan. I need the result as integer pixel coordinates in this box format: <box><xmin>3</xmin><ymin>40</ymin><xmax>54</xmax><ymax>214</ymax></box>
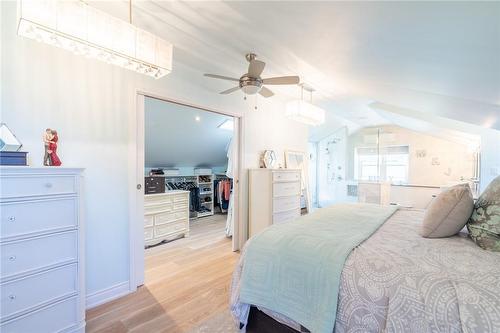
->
<box><xmin>204</xmin><ymin>53</ymin><xmax>300</xmax><ymax>98</ymax></box>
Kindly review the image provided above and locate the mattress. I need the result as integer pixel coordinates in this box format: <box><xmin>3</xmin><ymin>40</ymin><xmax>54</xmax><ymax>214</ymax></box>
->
<box><xmin>231</xmin><ymin>208</ymin><xmax>500</xmax><ymax>332</ymax></box>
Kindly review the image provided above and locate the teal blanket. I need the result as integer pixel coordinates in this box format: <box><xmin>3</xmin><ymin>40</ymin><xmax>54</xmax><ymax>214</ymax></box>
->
<box><xmin>239</xmin><ymin>203</ymin><xmax>398</xmax><ymax>333</ymax></box>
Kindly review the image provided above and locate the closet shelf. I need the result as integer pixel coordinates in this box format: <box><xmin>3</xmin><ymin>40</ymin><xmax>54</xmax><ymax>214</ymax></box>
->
<box><xmin>198</xmin><ymin>182</ymin><xmax>212</xmax><ymax>185</ymax></box>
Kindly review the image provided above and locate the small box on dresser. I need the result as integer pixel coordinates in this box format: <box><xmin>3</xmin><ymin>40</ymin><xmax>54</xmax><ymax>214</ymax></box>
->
<box><xmin>0</xmin><ymin>167</ymin><xmax>85</xmax><ymax>333</ymax></box>
<box><xmin>248</xmin><ymin>169</ymin><xmax>302</xmax><ymax>238</ymax></box>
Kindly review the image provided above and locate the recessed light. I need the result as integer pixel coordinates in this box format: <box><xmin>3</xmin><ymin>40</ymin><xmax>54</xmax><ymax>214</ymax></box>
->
<box><xmin>218</xmin><ymin>119</ymin><xmax>234</xmax><ymax>131</ymax></box>
<box><xmin>195</xmin><ymin>116</ymin><xmax>201</xmax><ymax>122</ymax></box>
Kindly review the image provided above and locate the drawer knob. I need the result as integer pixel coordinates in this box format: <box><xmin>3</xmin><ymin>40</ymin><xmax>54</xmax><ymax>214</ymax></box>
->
<box><xmin>44</xmin><ymin>183</ymin><xmax>53</xmax><ymax>188</ymax></box>
<box><xmin>8</xmin><ymin>295</ymin><xmax>16</xmax><ymax>300</ymax></box>
<box><xmin>8</xmin><ymin>216</ymin><xmax>16</xmax><ymax>222</ymax></box>
<box><xmin>8</xmin><ymin>255</ymin><xmax>16</xmax><ymax>261</ymax></box>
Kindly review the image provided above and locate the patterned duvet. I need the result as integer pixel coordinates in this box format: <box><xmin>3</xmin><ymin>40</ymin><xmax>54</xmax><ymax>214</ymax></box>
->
<box><xmin>231</xmin><ymin>209</ymin><xmax>500</xmax><ymax>332</ymax></box>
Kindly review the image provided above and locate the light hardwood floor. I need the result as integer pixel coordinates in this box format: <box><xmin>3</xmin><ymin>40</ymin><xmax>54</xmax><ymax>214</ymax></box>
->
<box><xmin>86</xmin><ymin>214</ymin><xmax>239</xmax><ymax>333</ymax></box>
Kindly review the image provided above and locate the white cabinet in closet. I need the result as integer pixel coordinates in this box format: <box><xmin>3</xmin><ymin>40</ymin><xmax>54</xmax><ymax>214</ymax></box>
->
<box><xmin>248</xmin><ymin>169</ymin><xmax>301</xmax><ymax>238</ymax></box>
<box><xmin>0</xmin><ymin>167</ymin><xmax>85</xmax><ymax>333</ymax></box>
<box><xmin>144</xmin><ymin>191</ymin><xmax>190</xmax><ymax>246</ymax></box>
<box><xmin>196</xmin><ymin>174</ymin><xmax>214</xmax><ymax>218</ymax></box>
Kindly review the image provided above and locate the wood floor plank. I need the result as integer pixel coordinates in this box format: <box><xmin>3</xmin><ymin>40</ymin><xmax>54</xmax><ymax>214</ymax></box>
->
<box><xmin>86</xmin><ymin>214</ymin><xmax>239</xmax><ymax>333</ymax></box>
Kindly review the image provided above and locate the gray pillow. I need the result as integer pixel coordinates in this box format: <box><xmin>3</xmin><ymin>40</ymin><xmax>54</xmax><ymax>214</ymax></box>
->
<box><xmin>467</xmin><ymin>176</ymin><xmax>500</xmax><ymax>251</ymax></box>
<box><xmin>420</xmin><ymin>184</ymin><xmax>474</xmax><ymax>238</ymax></box>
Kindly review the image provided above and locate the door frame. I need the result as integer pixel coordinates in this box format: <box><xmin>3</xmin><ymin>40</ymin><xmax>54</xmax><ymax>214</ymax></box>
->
<box><xmin>129</xmin><ymin>90</ymin><xmax>244</xmax><ymax>290</ymax></box>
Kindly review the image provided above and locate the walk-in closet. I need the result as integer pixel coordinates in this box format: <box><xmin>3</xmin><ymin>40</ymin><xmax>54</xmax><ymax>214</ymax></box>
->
<box><xmin>142</xmin><ymin>97</ymin><xmax>236</xmax><ymax>258</ymax></box>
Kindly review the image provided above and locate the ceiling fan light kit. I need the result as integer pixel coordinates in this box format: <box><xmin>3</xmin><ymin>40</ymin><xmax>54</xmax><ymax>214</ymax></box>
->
<box><xmin>17</xmin><ymin>0</ymin><xmax>173</xmax><ymax>79</ymax></box>
<box><xmin>204</xmin><ymin>53</ymin><xmax>300</xmax><ymax>98</ymax></box>
<box><xmin>286</xmin><ymin>85</ymin><xmax>326</xmax><ymax>126</ymax></box>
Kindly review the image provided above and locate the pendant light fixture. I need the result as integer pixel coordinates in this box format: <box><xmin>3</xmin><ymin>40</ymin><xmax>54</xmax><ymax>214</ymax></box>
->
<box><xmin>17</xmin><ymin>0</ymin><xmax>173</xmax><ymax>79</ymax></box>
<box><xmin>286</xmin><ymin>84</ymin><xmax>326</xmax><ymax>126</ymax></box>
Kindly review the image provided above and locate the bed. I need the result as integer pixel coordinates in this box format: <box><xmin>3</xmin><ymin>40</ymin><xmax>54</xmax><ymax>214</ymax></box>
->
<box><xmin>231</xmin><ymin>207</ymin><xmax>500</xmax><ymax>333</ymax></box>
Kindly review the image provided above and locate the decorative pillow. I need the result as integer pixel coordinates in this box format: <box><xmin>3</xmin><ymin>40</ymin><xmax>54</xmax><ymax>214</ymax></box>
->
<box><xmin>420</xmin><ymin>184</ymin><xmax>474</xmax><ymax>238</ymax></box>
<box><xmin>467</xmin><ymin>176</ymin><xmax>500</xmax><ymax>251</ymax></box>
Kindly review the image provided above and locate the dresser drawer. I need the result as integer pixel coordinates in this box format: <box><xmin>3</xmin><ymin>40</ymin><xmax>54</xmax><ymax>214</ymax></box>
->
<box><xmin>273</xmin><ymin>171</ymin><xmax>300</xmax><ymax>182</ymax></box>
<box><xmin>154</xmin><ymin>220</ymin><xmax>187</xmax><ymax>238</ymax></box>
<box><xmin>172</xmin><ymin>201</ymin><xmax>188</xmax><ymax>211</ymax></box>
<box><xmin>273</xmin><ymin>181</ymin><xmax>301</xmax><ymax>197</ymax></box>
<box><xmin>144</xmin><ymin>195</ymin><xmax>173</xmax><ymax>205</ymax></box>
<box><xmin>273</xmin><ymin>209</ymin><xmax>300</xmax><ymax>225</ymax></box>
<box><xmin>0</xmin><ymin>296</ymin><xmax>79</xmax><ymax>333</ymax></box>
<box><xmin>273</xmin><ymin>196</ymin><xmax>300</xmax><ymax>213</ymax></box>
<box><xmin>1</xmin><ymin>232</ymin><xmax>77</xmax><ymax>279</ymax></box>
<box><xmin>1</xmin><ymin>264</ymin><xmax>77</xmax><ymax>320</ymax></box>
<box><xmin>144</xmin><ymin>227</ymin><xmax>153</xmax><ymax>240</ymax></box>
<box><xmin>144</xmin><ymin>203</ymin><xmax>173</xmax><ymax>215</ymax></box>
<box><xmin>0</xmin><ymin>175</ymin><xmax>76</xmax><ymax>199</ymax></box>
<box><xmin>1</xmin><ymin>198</ymin><xmax>77</xmax><ymax>240</ymax></box>
<box><xmin>144</xmin><ymin>215</ymin><xmax>154</xmax><ymax>228</ymax></box>
<box><xmin>155</xmin><ymin>211</ymin><xmax>186</xmax><ymax>225</ymax></box>
<box><xmin>172</xmin><ymin>194</ymin><xmax>188</xmax><ymax>202</ymax></box>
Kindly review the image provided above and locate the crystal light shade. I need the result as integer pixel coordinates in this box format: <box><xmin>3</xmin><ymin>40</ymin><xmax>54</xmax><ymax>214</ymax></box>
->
<box><xmin>17</xmin><ymin>0</ymin><xmax>173</xmax><ymax>79</ymax></box>
<box><xmin>285</xmin><ymin>100</ymin><xmax>326</xmax><ymax>126</ymax></box>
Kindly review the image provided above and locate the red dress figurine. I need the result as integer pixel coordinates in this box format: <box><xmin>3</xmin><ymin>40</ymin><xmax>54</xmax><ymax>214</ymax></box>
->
<box><xmin>48</xmin><ymin>130</ymin><xmax>62</xmax><ymax>166</ymax></box>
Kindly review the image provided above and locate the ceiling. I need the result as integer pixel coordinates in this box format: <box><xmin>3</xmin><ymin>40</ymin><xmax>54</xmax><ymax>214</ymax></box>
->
<box><xmin>145</xmin><ymin>97</ymin><xmax>232</xmax><ymax>168</ymax></box>
<box><xmin>90</xmin><ymin>1</ymin><xmax>500</xmax><ymax>134</ymax></box>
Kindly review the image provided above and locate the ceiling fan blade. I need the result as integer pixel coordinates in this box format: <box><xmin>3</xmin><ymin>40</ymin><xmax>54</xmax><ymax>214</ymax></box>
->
<box><xmin>262</xmin><ymin>76</ymin><xmax>300</xmax><ymax>85</ymax></box>
<box><xmin>220</xmin><ymin>86</ymin><xmax>241</xmax><ymax>95</ymax></box>
<box><xmin>204</xmin><ymin>74</ymin><xmax>240</xmax><ymax>82</ymax></box>
<box><xmin>248</xmin><ymin>60</ymin><xmax>266</xmax><ymax>77</ymax></box>
<box><xmin>259</xmin><ymin>86</ymin><xmax>274</xmax><ymax>98</ymax></box>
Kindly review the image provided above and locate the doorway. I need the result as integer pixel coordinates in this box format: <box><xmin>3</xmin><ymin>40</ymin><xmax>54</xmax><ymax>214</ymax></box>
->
<box><xmin>130</xmin><ymin>92</ymin><xmax>242</xmax><ymax>289</ymax></box>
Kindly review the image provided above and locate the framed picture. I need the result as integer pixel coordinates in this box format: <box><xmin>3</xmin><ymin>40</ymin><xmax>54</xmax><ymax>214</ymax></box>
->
<box><xmin>285</xmin><ymin>150</ymin><xmax>311</xmax><ymax>214</ymax></box>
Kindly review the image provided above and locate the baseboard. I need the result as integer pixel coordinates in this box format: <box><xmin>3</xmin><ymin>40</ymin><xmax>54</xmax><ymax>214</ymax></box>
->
<box><xmin>86</xmin><ymin>281</ymin><xmax>131</xmax><ymax>309</ymax></box>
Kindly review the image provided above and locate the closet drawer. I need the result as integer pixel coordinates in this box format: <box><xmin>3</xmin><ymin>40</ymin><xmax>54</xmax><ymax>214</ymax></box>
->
<box><xmin>1</xmin><ymin>264</ymin><xmax>77</xmax><ymax>320</ymax></box>
<box><xmin>273</xmin><ymin>172</ymin><xmax>300</xmax><ymax>183</ymax></box>
<box><xmin>144</xmin><ymin>215</ymin><xmax>154</xmax><ymax>228</ymax></box>
<box><xmin>144</xmin><ymin>227</ymin><xmax>153</xmax><ymax>240</ymax></box>
<box><xmin>273</xmin><ymin>209</ymin><xmax>300</xmax><ymax>225</ymax></box>
<box><xmin>172</xmin><ymin>194</ymin><xmax>188</xmax><ymax>203</ymax></box>
<box><xmin>155</xmin><ymin>211</ymin><xmax>186</xmax><ymax>225</ymax></box>
<box><xmin>1</xmin><ymin>198</ymin><xmax>77</xmax><ymax>240</ymax></box>
<box><xmin>273</xmin><ymin>196</ymin><xmax>300</xmax><ymax>213</ymax></box>
<box><xmin>1</xmin><ymin>232</ymin><xmax>77</xmax><ymax>279</ymax></box>
<box><xmin>144</xmin><ymin>195</ymin><xmax>173</xmax><ymax>205</ymax></box>
<box><xmin>1</xmin><ymin>175</ymin><xmax>76</xmax><ymax>199</ymax></box>
<box><xmin>144</xmin><ymin>203</ymin><xmax>173</xmax><ymax>215</ymax></box>
<box><xmin>173</xmin><ymin>201</ymin><xmax>188</xmax><ymax>211</ymax></box>
<box><xmin>273</xmin><ymin>182</ymin><xmax>301</xmax><ymax>197</ymax></box>
<box><xmin>154</xmin><ymin>220</ymin><xmax>187</xmax><ymax>238</ymax></box>
<box><xmin>0</xmin><ymin>296</ymin><xmax>78</xmax><ymax>333</ymax></box>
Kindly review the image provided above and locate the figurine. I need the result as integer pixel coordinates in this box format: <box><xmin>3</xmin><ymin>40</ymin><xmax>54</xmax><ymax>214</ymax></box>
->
<box><xmin>48</xmin><ymin>130</ymin><xmax>61</xmax><ymax>166</ymax></box>
<box><xmin>43</xmin><ymin>128</ymin><xmax>52</xmax><ymax>166</ymax></box>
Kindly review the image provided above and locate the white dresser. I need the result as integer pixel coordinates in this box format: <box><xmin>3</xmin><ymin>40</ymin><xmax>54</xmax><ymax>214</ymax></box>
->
<box><xmin>144</xmin><ymin>191</ymin><xmax>190</xmax><ymax>246</ymax></box>
<box><xmin>248</xmin><ymin>169</ymin><xmax>302</xmax><ymax>238</ymax></box>
<box><xmin>0</xmin><ymin>167</ymin><xmax>85</xmax><ymax>333</ymax></box>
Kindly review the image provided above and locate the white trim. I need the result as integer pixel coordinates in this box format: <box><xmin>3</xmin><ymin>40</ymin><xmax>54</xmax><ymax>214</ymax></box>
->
<box><xmin>85</xmin><ymin>281</ymin><xmax>130</xmax><ymax>309</ymax></box>
<box><xmin>129</xmin><ymin>89</ymin><xmax>244</xmax><ymax>290</ymax></box>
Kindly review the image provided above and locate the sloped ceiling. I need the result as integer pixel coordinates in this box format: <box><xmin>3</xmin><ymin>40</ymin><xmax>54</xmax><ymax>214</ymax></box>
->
<box><xmin>90</xmin><ymin>1</ymin><xmax>500</xmax><ymax>134</ymax></box>
<box><xmin>145</xmin><ymin>97</ymin><xmax>232</xmax><ymax>168</ymax></box>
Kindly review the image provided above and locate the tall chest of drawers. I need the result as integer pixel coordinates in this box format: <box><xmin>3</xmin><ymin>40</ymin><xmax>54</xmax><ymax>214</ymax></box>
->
<box><xmin>0</xmin><ymin>167</ymin><xmax>85</xmax><ymax>333</ymax></box>
<box><xmin>248</xmin><ymin>169</ymin><xmax>302</xmax><ymax>238</ymax></box>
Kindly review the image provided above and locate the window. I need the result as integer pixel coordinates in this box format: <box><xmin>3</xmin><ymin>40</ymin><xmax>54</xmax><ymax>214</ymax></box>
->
<box><xmin>354</xmin><ymin>146</ymin><xmax>409</xmax><ymax>183</ymax></box>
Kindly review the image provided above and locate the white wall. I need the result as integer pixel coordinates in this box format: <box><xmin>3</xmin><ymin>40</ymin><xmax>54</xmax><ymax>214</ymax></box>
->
<box><xmin>346</xmin><ymin>126</ymin><xmax>475</xmax><ymax>186</ymax></box>
<box><xmin>480</xmin><ymin>129</ymin><xmax>500</xmax><ymax>191</ymax></box>
<box><xmin>0</xmin><ymin>1</ymin><xmax>308</xmax><ymax>300</ymax></box>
